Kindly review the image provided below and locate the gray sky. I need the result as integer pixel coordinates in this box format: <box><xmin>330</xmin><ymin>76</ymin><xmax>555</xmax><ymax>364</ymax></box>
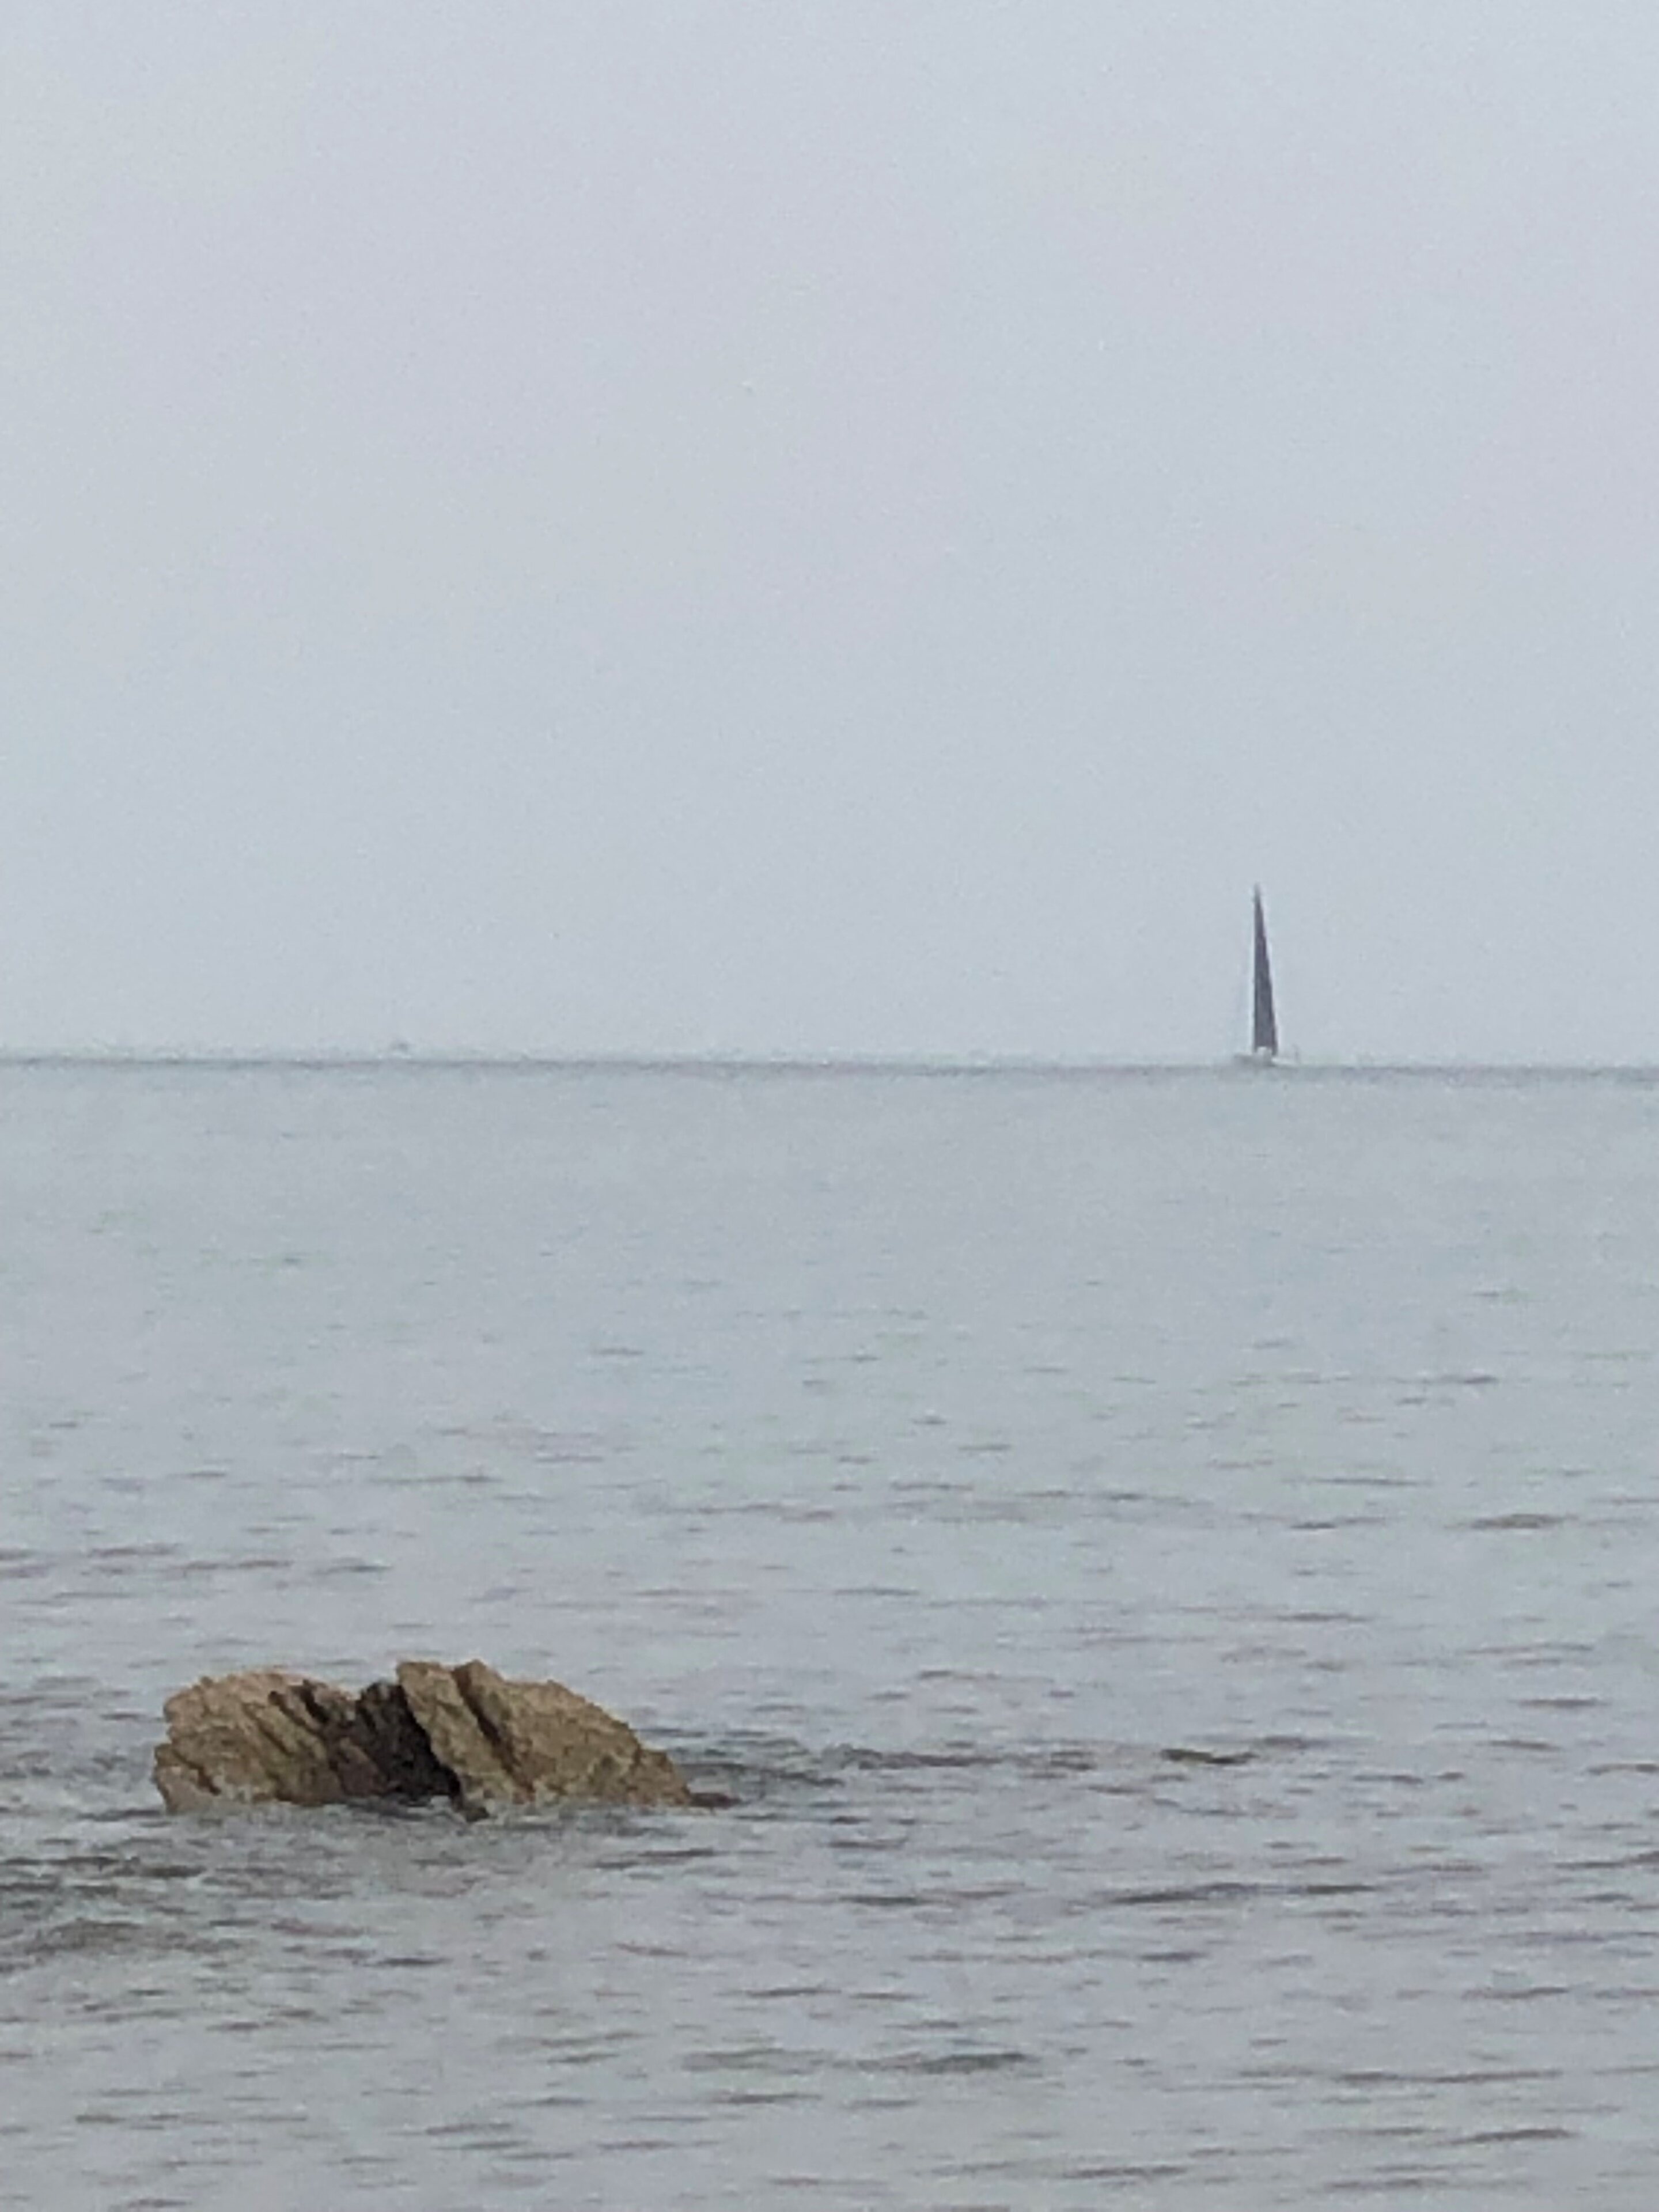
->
<box><xmin>3</xmin><ymin>3</ymin><xmax>1657</xmax><ymax>1060</ymax></box>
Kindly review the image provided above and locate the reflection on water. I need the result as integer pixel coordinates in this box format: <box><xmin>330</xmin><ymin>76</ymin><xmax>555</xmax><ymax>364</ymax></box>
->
<box><xmin>4</xmin><ymin>1063</ymin><xmax>1659</xmax><ymax>2207</ymax></box>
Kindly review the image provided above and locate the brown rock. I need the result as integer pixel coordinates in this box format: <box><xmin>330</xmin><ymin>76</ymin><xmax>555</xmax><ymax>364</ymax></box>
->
<box><xmin>153</xmin><ymin>1661</ymin><xmax>692</xmax><ymax>1817</ymax></box>
<box><xmin>396</xmin><ymin>1658</ymin><xmax>693</xmax><ymax>1817</ymax></box>
<box><xmin>154</xmin><ymin>1669</ymin><xmax>351</xmax><ymax>1811</ymax></box>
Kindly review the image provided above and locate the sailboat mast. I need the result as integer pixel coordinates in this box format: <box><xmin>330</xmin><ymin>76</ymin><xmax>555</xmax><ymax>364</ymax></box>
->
<box><xmin>1252</xmin><ymin>887</ymin><xmax>1279</xmax><ymax>1059</ymax></box>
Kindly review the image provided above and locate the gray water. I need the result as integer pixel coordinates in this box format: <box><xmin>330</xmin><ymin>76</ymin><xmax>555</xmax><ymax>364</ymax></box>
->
<box><xmin>5</xmin><ymin>1061</ymin><xmax>1659</xmax><ymax>2209</ymax></box>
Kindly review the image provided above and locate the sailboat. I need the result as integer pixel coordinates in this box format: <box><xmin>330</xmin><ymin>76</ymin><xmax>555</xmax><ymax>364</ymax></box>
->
<box><xmin>1244</xmin><ymin>885</ymin><xmax>1279</xmax><ymax>1063</ymax></box>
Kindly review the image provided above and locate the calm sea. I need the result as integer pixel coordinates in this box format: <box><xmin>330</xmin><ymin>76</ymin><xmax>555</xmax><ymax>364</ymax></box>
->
<box><xmin>5</xmin><ymin>1060</ymin><xmax>1659</xmax><ymax>2209</ymax></box>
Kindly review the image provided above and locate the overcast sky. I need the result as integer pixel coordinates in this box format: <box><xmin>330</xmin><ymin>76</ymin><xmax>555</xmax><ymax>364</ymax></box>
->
<box><xmin>3</xmin><ymin>3</ymin><xmax>1657</xmax><ymax>1060</ymax></box>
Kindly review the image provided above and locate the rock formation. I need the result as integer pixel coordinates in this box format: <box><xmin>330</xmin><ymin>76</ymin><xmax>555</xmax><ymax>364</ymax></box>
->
<box><xmin>154</xmin><ymin>1660</ymin><xmax>694</xmax><ymax>1817</ymax></box>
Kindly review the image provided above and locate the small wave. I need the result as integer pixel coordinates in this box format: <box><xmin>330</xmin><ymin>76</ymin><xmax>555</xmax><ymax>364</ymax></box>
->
<box><xmin>1455</xmin><ymin>2126</ymin><xmax>1575</xmax><ymax>2145</ymax></box>
<box><xmin>672</xmin><ymin>1730</ymin><xmax>1313</xmax><ymax>1803</ymax></box>
<box><xmin>831</xmin><ymin>1742</ymin><xmax>1103</xmax><ymax>1778</ymax></box>
<box><xmin>1092</xmin><ymin>1875</ymin><xmax>1375</xmax><ymax>1910</ymax></box>
<box><xmin>1059</xmin><ymin>2161</ymin><xmax>1188</xmax><ymax>2184</ymax></box>
<box><xmin>897</xmin><ymin>2047</ymin><xmax>1035</xmax><ymax>2075</ymax></box>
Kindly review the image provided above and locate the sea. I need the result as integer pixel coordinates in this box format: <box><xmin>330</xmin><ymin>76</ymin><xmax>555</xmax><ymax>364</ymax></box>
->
<box><xmin>5</xmin><ymin>1058</ymin><xmax>1659</xmax><ymax>2209</ymax></box>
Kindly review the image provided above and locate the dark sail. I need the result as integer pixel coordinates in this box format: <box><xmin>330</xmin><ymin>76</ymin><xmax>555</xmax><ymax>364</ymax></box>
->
<box><xmin>1251</xmin><ymin>887</ymin><xmax>1279</xmax><ymax>1059</ymax></box>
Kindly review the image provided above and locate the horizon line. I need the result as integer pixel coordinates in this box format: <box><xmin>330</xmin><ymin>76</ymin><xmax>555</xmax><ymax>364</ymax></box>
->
<box><xmin>5</xmin><ymin>1048</ymin><xmax>1659</xmax><ymax>1078</ymax></box>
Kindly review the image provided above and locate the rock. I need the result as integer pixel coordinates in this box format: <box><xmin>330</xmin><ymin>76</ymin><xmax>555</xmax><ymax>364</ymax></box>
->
<box><xmin>397</xmin><ymin>1658</ymin><xmax>693</xmax><ymax>1817</ymax></box>
<box><xmin>155</xmin><ymin>1669</ymin><xmax>356</xmax><ymax>1812</ymax></box>
<box><xmin>153</xmin><ymin>1661</ymin><xmax>691</xmax><ymax>1816</ymax></box>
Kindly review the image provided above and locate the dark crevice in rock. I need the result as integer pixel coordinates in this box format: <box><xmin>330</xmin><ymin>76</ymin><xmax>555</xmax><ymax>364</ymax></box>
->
<box><xmin>353</xmin><ymin>1680</ymin><xmax>459</xmax><ymax>1803</ymax></box>
<box><xmin>283</xmin><ymin>1680</ymin><xmax>391</xmax><ymax>1800</ymax></box>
